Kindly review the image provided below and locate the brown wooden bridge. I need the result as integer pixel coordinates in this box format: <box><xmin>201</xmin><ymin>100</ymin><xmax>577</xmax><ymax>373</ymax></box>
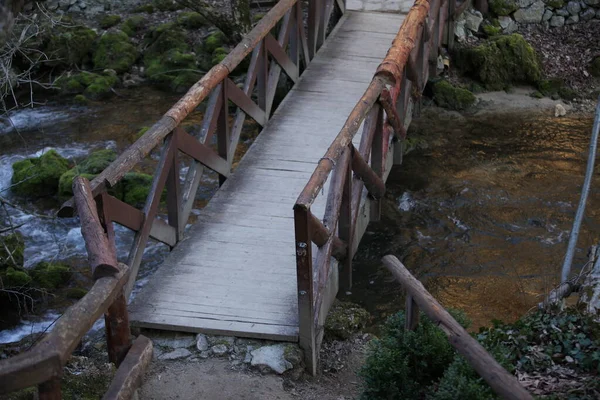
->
<box><xmin>0</xmin><ymin>0</ymin><xmax>463</xmax><ymax>397</ymax></box>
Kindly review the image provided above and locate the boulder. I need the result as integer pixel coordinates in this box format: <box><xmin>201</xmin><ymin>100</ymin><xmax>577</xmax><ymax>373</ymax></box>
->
<box><xmin>566</xmin><ymin>13</ymin><xmax>580</xmax><ymax>22</ymax></box>
<box><xmin>489</xmin><ymin>0</ymin><xmax>519</xmax><ymax>15</ymax></box>
<box><xmin>324</xmin><ymin>300</ymin><xmax>371</xmax><ymax>339</ymax></box>
<box><xmin>550</xmin><ymin>15</ymin><xmax>566</xmax><ymax>25</ymax></box>
<box><xmin>31</xmin><ymin>262</ymin><xmax>71</xmax><ymax>289</ymax></box>
<box><xmin>566</xmin><ymin>0</ymin><xmax>581</xmax><ymax>14</ymax></box>
<box><xmin>464</xmin><ymin>10</ymin><xmax>484</xmax><ymax>32</ymax></box>
<box><xmin>555</xmin><ymin>7</ymin><xmax>570</xmax><ymax>15</ymax></box>
<box><xmin>11</xmin><ymin>150</ymin><xmax>70</xmax><ymax>197</ymax></box>
<box><xmin>498</xmin><ymin>15</ymin><xmax>519</xmax><ymax>32</ymax></box>
<box><xmin>514</xmin><ymin>0</ymin><xmax>545</xmax><ymax>23</ymax></box>
<box><xmin>250</xmin><ymin>344</ymin><xmax>298</xmax><ymax>374</ymax></box>
<box><xmin>58</xmin><ymin>149</ymin><xmax>116</xmax><ymax>196</ymax></box>
<box><xmin>196</xmin><ymin>334</ymin><xmax>209</xmax><ymax>351</ymax></box>
<box><xmin>554</xmin><ymin>103</ymin><xmax>567</xmax><ymax>117</ymax></box>
<box><xmin>93</xmin><ymin>31</ymin><xmax>137</xmax><ymax>73</ymax></box>
<box><xmin>45</xmin><ymin>26</ymin><xmax>97</xmax><ymax>67</ymax></box>
<box><xmin>581</xmin><ymin>8</ymin><xmax>596</xmax><ymax>19</ymax></box>
<box><xmin>454</xmin><ymin>19</ymin><xmax>467</xmax><ymax>41</ymax></box>
<box><xmin>543</xmin><ymin>9</ymin><xmax>554</xmax><ymax>20</ymax></box>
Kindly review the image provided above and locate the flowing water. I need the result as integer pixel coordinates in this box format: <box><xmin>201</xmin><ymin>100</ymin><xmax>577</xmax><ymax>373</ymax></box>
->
<box><xmin>340</xmin><ymin>108</ymin><xmax>598</xmax><ymax>330</ymax></box>
<box><xmin>0</xmin><ymin>90</ymin><xmax>597</xmax><ymax>342</ymax></box>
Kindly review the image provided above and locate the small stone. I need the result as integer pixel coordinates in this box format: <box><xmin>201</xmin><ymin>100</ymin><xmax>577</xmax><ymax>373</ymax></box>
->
<box><xmin>555</xmin><ymin>103</ymin><xmax>567</xmax><ymax>117</ymax></box>
<box><xmin>58</xmin><ymin>0</ymin><xmax>70</xmax><ymax>9</ymax></box>
<box><xmin>581</xmin><ymin>8</ymin><xmax>596</xmax><ymax>19</ymax></box>
<box><xmin>550</xmin><ymin>15</ymin><xmax>566</xmax><ymax>25</ymax></box>
<box><xmin>78</xmin><ymin>0</ymin><xmax>87</xmax><ymax>8</ymax></box>
<box><xmin>199</xmin><ymin>351</ymin><xmax>210</xmax><ymax>359</ymax></box>
<box><xmin>543</xmin><ymin>9</ymin><xmax>554</xmax><ymax>20</ymax></box>
<box><xmin>464</xmin><ymin>9</ymin><xmax>484</xmax><ymax>32</ymax></box>
<box><xmin>68</xmin><ymin>5</ymin><xmax>82</xmax><ymax>12</ymax></box>
<box><xmin>251</xmin><ymin>345</ymin><xmax>293</xmax><ymax>374</ymax></box>
<box><xmin>498</xmin><ymin>15</ymin><xmax>513</xmax><ymax>28</ymax></box>
<box><xmin>566</xmin><ymin>0</ymin><xmax>581</xmax><ymax>14</ymax></box>
<box><xmin>211</xmin><ymin>344</ymin><xmax>229</xmax><ymax>356</ymax></box>
<box><xmin>208</xmin><ymin>335</ymin><xmax>235</xmax><ymax>347</ymax></box>
<box><xmin>518</xmin><ymin>0</ymin><xmax>536</xmax><ymax>6</ymax></box>
<box><xmin>244</xmin><ymin>348</ymin><xmax>254</xmax><ymax>363</ymax></box>
<box><xmin>196</xmin><ymin>334</ymin><xmax>209</xmax><ymax>351</ymax></box>
<box><xmin>585</xmin><ymin>0</ymin><xmax>600</xmax><ymax>5</ymax></box>
<box><xmin>566</xmin><ymin>13</ymin><xmax>580</xmax><ymax>23</ymax></box>
<box><xmin>454</xmin><ymin>19</ymin><xmax>467</xmax><ymax>41</ymax></box>
<box><xmin>556</xmin><ymin>7</ymin><xmax>570</xmax><ymax>15</ymax></box>
<box><xmin>153</xmin><ymin>335</ymin><xmax>196</xmax><ymax>349</ymax></box>
<box><xmin>158</xmin><ymin>348</ymin><xmax>192</xmax><ymax>360</ymax></box>
<box><xmin>580</xmin><ymin>0</ymin><xmax>588</xmax><ymax>8</ymax></box>
<box><xmin>514</xmin><ymin>0</ymin><xmax>546</xmax><ymax>23</ymax></box>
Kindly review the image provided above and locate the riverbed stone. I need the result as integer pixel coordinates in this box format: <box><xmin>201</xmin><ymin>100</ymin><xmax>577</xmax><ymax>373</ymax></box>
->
<box><xmin>250</xmin><ymin>344</ymin><xmax>293</xmax><ymax>374</ymax></box>
<box><xmin>158</xmin><ymin>348</ymin><xmax>192</xmax><ymax>360</ymax></box>
<box><xmin>11</xmin><ymin>150</ymin><xmax>70</xmax><ymax>197</ymax></box>
<box><xmin>196</xmin><ymin>334</ymin><xmax>209</xmax><ymax>351</ymax></box>
<box><xmin>566</xmin><ymin>13</ymin><xmax>580</xmax><ymax>22</ymax></box>
<box><xmin>542</xmin><ymin>9</ymin><xmax>554</xmax><ymax>20</ymax></box>
<box><xmin>514</xmin><ymin>0</ymin><xmax>545</xmax><ymax>22</ymax></box>
<box><xmin>555</xmin><ymin>7</ymin><xmax>570</xmax><ymax>15</ymax></box>
<box><xmin>550</xmin><ymin>15</ymin><xmax>566</xmax><ymax>24</ymax></box>
<box><xmin>566</xmin><ymin>0</ymin><xmax>581</xmax><ymax>13</ymax></box>
<box><xmin>58</xmin><ymin>149</ymin><xmax>116</xmax><ymax>196</ymax></box>
<box><xmin>581</xmin><ymin>7</ymin><xmax>596</xmax><ymax>19</ymax></box>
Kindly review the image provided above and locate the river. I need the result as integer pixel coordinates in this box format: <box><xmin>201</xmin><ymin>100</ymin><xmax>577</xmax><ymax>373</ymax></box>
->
<box><xmin>0</xmin><ymin>90</ymin><xmax>597</xmax><ymax>342</ymax></box>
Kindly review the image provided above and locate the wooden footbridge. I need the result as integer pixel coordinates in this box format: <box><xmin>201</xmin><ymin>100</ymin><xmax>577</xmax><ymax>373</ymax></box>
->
<box><xmin>0</xmin><ymin>0</ymin><xmax>457</xmax><ymax>396</ymax></box>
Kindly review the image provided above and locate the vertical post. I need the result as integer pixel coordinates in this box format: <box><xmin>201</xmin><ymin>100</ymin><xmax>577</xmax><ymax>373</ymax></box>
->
<box><xmin>339</xmin><ymin>146</ymin><xmax>353</xmax><ymax>290</ymax></box>
<box><xmin>257</xmin><ymin>40</ymin><xmax>268</xmax><ymax>113</ymax></box>
<box><xmin>217</xmin><ymin>83</ymin><xmax>229</xmax><ymax>186</ymax></box>
<box><xmin>369</xmin><ymin>107</ymin><xmax>384</xmax><ymax>222</ymax></box>
<box><xmin>105</xmin><ymin>293</ymin><xmax>132</xmax><ymax>366</ymax></box>
<box><xmin>405</xmin><ymin>295</ymin><xmax>420</xmax><ymax>331</ymax></box>
<box><xmin>447</xmin><ymin>0</ymin><xmax>456</xmax><ymax>51</ymax></box>
<box><xmin>307</xmin><ymin>0</ymin><xmax>319</xmax><ymax>60</ymax></box>
<box><xmin>289</xmin><ymin>4</ymin><xmax>299</xmax><ymax>69</ymax></box>
<box><xmin>166</xmin><ymin>130</ymin><xmax>182</xmax><ymax>242</ymax></box>
<box><xmin>38</xmin><ymin>378</ymin><xmax>61</xmax><ymax>400</ymax></box>
<box><xmin>294</xmin><ymin>206</ymin><xmax>317</xmax><ymax>375</ymax></box>
<box><xmin>317</xmin><ymin>0</ymin><xmax>327</xmax><ymax>50</ymax></box>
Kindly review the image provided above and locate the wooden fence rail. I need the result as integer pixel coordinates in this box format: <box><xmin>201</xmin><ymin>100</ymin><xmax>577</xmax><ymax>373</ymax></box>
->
<box><xmin>382</xmin><ymin>255</ymin><xmax>534</xmax><ymax>400</ymax></box>
<box><xmin>294</xmin><ymin>0</ymin><xmax>453</xmax><ymax>373</ymax></box>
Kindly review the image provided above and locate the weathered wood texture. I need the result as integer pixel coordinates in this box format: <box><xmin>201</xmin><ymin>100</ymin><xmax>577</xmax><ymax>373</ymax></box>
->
<box><xmin>382</xmin><ymin>255</ymin><xmax>534</xmax><ymax>400</ymax></box>
<box><xmin>103</xmin><ymin>335</ymin><xmax>153</xmax><ymax>400</ymax></box>
<box><xmin>129</xmin><ymin>11</ymin><xmax>407</xmax><ymax>341</ymax></box>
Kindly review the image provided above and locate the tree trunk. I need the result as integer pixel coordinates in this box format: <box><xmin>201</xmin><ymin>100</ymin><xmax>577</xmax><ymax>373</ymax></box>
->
<box><xmin>175</xmin><ymin>0</ymin><xmax>251</xmax><ymax>43</ymax></box>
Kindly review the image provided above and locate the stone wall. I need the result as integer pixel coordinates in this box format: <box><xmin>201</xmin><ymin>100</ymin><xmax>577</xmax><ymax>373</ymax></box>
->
<box><xmin>492</xmin><ymin>0</ymin><xmax>600</xmax><ymax>30</ymax></box>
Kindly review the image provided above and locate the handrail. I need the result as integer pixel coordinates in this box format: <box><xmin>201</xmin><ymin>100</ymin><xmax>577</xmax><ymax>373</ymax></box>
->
<box><xmin>382</xmin><ymin>255</ymin><xmax>533</xmax><ymax>400</ymax></box>
<box><xmin>0</xmin><ymin>177</ymin><xmax>149</xmax><ymax>398</ymax></box>
<box><xmin>293</xmin><ymin>0</ymin><xmax>455</xmax><ymax>374</ymax></box>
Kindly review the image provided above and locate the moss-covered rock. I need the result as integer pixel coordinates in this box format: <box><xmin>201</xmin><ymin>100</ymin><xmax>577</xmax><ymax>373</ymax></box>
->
<box><xmin>5</xmin><ymin>267</ymin><xmax>31</xmax><ymax>287</ymax></box>
<box><xmin>134</xmin><ymin>4</ymin><xmax>155</xmax><ymax>13</ymax></box>
<box><xmin>56</xmin><ymin>71</ymin><xmax>118</xmax><ymax>100</ymax></box>
<box><xmin>211</xmin><ymin>47</ymin><xmax>229</xmax><ymax>65</ymax></box>
<box><xmin>325</xmin><ymin>300</ymin><xmax>370</xmax><ymax>340</ymax></box>
<box><xmin>119</xmin><ymin>172</ymin><xmax>154</xmax><ymax>207</ymax></box>
<box><xmin>545</xmin><ymin>0</ymin><xmax>564</xmax><ymax>8</ymax></box>
<box><xmin>45</xmin><ymin>26</ymin><xmax>97</xmax><ymax>67</ymax></box>
<box><xmin>66</xmin><ymin>287</ymin><xmax>88</xmax><ymax>299</ymax></box>
<box><xmin>121</xmin><ymin>15</ymin><xmax>147</xmax><ymax>37</ymax></box>
<box><xmin>483</xmin><ymin>24</ymin><xmax>501</xmax><ymax>37</ymax></box>
<box><xmin>0</xmin><ymin>233</ymin><xmax>25</xmax><ymax>269</ymax></box>
<box><xmin>99</xmin><ymin>15</ymin><xmax>122</xmax><ymax>29</ymax></box>
<box><xmin>144</xmin><ymin>25</ymin><xmax>201</xmax><ymax>92</ymax></box>
<box><xmin>177</xmin><ymin>12</ymin><xmax>207</xmax><ymax>29</ymax></box>
<box><xmin>538</xmin><ymin>77</ymin><xmax>577</xmax><ymax>100</ymax></box>
<box><xmin>454</xmin><ymin>34</ymin><xmax>542</xmax><ymax>90</ymax></box>
<box><xmin>93</xmin><ymin>31</ymin><xmax>137</xmax><ymax>73</ymax></box>
<box><xmin>11</xmin><ymin>150</ymin><xmax>70</xmax><ymax>197</ymax></box>
<box><xmin>204</xmin><ymin>31</ymin><xmax>226</xmax><ymax>54</ymax></box>
<box><xmin>31</xmin><ymin>262</ymin><xmax>71</xmax><ymax>290</ymax></box>
<box><xmin>433</xmin><ymin>80</ymin><xmax>476</xmax><ymax>110</ymax></box>
<box><xmin>73</xmin><ymin>94</ymin><xmax>88</xmax><ymax>105</ymax></box>
<box><xmin>489</xmin><ymin>0</ymin><xmax>518</xmax><ymax>15</ymax></box>
<box><xmin>58</xmin><ymin>149</ymin><xmax>117</xmax><ymax>197</ymax></box>
<box><xmin>591</xmin><ymin>57</ymin><xmax>600</xmax><ymax>78</ymax></box>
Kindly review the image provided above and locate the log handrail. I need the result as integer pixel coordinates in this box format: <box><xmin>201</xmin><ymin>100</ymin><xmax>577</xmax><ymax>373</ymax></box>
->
<box><xmin>293</xmin><ymin>0</ymin><xmax>453</xmax><ymax>374</ymax></box>
<box><xmin>382</xmin><ymin>255</ymin><xmax>534</xmax><ymax>400</ymax></box>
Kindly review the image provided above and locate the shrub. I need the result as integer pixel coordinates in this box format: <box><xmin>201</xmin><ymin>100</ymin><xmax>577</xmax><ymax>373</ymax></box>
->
<box><xmin>99</xmin><ymin>15</ymin><xmax>122</xmax><ymax>29</ymax></box>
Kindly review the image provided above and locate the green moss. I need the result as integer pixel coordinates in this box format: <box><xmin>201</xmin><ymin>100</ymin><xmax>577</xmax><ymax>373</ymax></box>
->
<box><xmin>558</xmin><ymin>85</ymin><xmax>577</xmax><ymax>101</ymax></box>
<box><xmin>66</xmin><ymin>287</ymin><xmax>88</xmax><ymax>299</ymax></box>
<box><xmin>99</xmin><ymin>14</ymin><xmax>122</xmax><ymax>29</ymax></box>
<box><xmin>590</xmin><ymin>57</ymin><xmax>600</xmax><ymax>78</ymax></box>
<box><xmin>211</xmin><ymin>47</ymin><xmax>229</xmax><ymax>65</ymax></box>
<box><xmin>2</xmin><ymin>386</ymin><xmax>36</xmax><ymax>400</ymax></box>
<box><xmin>134</xmin><ymin>4</ymin><xmax>155</xmax><ymax>13</ymax></box>
<box><xmin>134</xmin><ymin>126</ymin><xmax>150</xmax><ymax>141</ymax></box>
<box><xmin>433</xmin><ymin>80</ymin><xmax>476</xmax><ymax>110</ymax></box>
<box><xmin>57</xmin><ymin>71</ymin><xmax>118</xmax><ymax>100</ymax></box>
<box><xmin>153</xmin><ymin>0</ymin><xmax>182</xmax><ymax>11</ymax></box>
<box><xmin>252</xmin><ymin>13</ymin><xmax>266</xmax><ymax>23</ymax></box>
<box><xmin>144</xmin><ymin>26</ymin><xmax>201</xmax><ymax>92</ymax></box>
<box><xmin>74</xmin><ymin>94</ymin><xmax>88</xmax><ymax>105</ymax></box>
<box><xmin>121</xmin><ymin>15</ymin><xmax>147</xmax><ymax>37</ymax></box>
<box><xmin>530</xmin><ymin>90</ymin><xmax>543</xmax><ymax>98</ymax></box>
<box><xmin>45</xmin><ymin>26</ymin><xmax>98</xmax><ymax>67</ymax></box>
<box><xmin>93</xmin><ymin>31</ymin><xmax>137</xmax><ymax>73</ymax></box>
<box><xmin>454</xmin><ymin>34</ymin><xmax>542</xmax><ymax>90</ymax></box>
<box><xmin>5</xmin><ymin>267</ymin><xmax>31</xmax><ymax>287</ymax></box>
<box><xmin>483</xmin><ymin>25</ymin><xmax>501</xmax><ymax>37</ymax></box>
<box><xmin>177</xmin><ymin>12</ymin><xmax>207</xmax><ymax>29</ymax></box>
<box><xmin>537</xmin><ymin>78</ymin><xmax>577</xmax><ymax>100</ymax></box>
<box><xmin>31</xmin><ymin>262</ymin><xmax>71</xmax><ymax>290</ymax></box>
<box><xmin>325</xmin><ymin>300</ymin><xmax>370</xmax><ymax>340</ymax></box>
<box><xmin>545</xmin><ymin>0</ymin><xmax>564</xmax><ymax>8</ymax></box>
<box><xmin>204</xmin><ymin>31</ymin><xmax>226</xmax><ymax>53</ymax></box>
<box><xmin>120</xmin><ymin>172</ymin><xmax>154</xmax><ymax>207</ymax></box>
<box><xmin>0</xmin><ymin>233</ymin><xmax>25</xmax><ymax>269</ymax></box>
<box><xmin>489</xmin><ymin>0</ymin><xmax>518</xmax><ymax>16</ymax></box>
<box><xmin>58</xmin><ymin>150</ymin><xmax>117</xmax><ymax>197</ymax></box>
<box><xmin>11</xmin><ymin>150</ymin><xmax>70</xmax><ymax>197</ymax></box>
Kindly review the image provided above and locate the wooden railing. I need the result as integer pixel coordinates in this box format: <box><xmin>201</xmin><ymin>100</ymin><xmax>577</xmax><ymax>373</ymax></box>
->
<box><xmin>293</xmin><ymin>0</ymin><xmax>454</xmax><ymax>373</ymax></box>
<box><xmin>0</xmin><ymin>177</ymin><xmax>153</xmax><ymax>399</ymax></box>
<box><xmin>382</xmin><ymin>255</ymin><xmax>533</xmax><ymax>400</ymax></box>
<box><xmin>0</xmin><ymin>0</ymin><xmax>344</xmax><ymax>396</ymax></box>
<box><xmin>56</xmin><ymin>0</ymin><xmax>344</xmax><ymax>299</ymax></box>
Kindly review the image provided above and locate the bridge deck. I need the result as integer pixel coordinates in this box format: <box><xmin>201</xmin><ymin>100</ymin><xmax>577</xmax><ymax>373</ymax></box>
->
<box><xmin>129</xmin><ymin>10</ymin><xmax>407</xmax><ymax>341</ymax></box>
